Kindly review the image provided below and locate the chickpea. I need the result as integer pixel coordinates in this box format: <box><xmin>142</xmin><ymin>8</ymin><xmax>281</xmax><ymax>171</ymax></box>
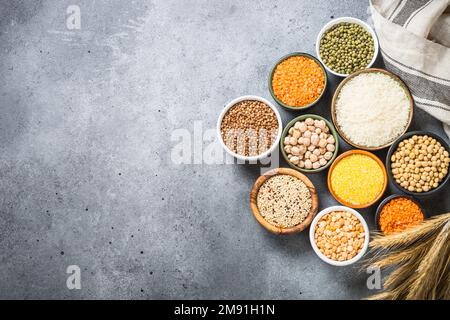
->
<box><xmin>318</xmin><ymin>139</ymin><xmax>327</xmax><ymax>148</ymax></box>
<box><xmin>311</xmin><ymin>134</ymin><xmax>320</xmax><ymax>146</ymax></box>
<box><xmin>298</xmin><ymin>122</ymin><xmax>307</xmax><ymax>132</ymax></box>
<box><xmin>305</xmin><ymin>118</ymin><xmax>314</xmax><ymax>126</ymax></box>
<box><xmin>305</xmin><ymin>159</ymin><xmax>312</xmax><ymax>169</ymax></box>
<box><xmin>303</xmin><ymin>137</ymin><xmax>311</xmax><ymax>146</ymax></box>
<box><xmin>290</xmin><ymin>136</ymin><xmax>297</xmax><ymax>145</ymax></box>
<box><xmin>285</xmin><ymin>119</ymin><xmax>336</xmax><ymax>170</ymax></box>
<box><xmin>324</xmin><ymin>151</ymin><xmax>333</xmax><ymax>160</ymax></box>
<box><xmin>291</xmin><ymin>146</ymin><xmax>300</xmax><ymax>156</ymax></box>
<box><xmin>290</xmin><ymin>156</ymin><xmax>300</xmax><ymax>165</ymax></box>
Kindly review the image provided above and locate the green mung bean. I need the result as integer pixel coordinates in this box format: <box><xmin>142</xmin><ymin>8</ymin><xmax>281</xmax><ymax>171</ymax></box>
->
<box><xmin>319</xmin><ymin>22</ymin><xmax>374</xmax><ymax>74</ymax></box>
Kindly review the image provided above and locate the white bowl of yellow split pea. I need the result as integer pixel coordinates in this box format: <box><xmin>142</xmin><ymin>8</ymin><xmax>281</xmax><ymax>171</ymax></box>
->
<box><xmin>309</xmin><ymin>206</ymin><xmax>369</xmax><ymax>267</ymax></box>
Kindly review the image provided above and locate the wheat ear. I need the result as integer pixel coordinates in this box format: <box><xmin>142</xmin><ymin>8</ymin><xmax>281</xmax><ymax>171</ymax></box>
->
<box><xmin>406</xmin><ymin>221</ymin><xmax>450</xmax><ymax>300</ymax></box>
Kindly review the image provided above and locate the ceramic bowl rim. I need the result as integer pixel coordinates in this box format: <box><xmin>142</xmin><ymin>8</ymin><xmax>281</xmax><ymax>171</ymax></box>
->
<box><xmin>268</xmin><ymin>52</ymin><xmax>328</xmax><ymax>110</ymax></box>
<box><xmin>385</xmin><ymin>130</ymin><xmax>450</xmax><ymax>196</ymax></box>
<box><xmin>280</xmin><ymin>114</ymin><xmax>339</xmax><ymax>173</ymax></box>
<box><xmin>331</xmin><ymin>68</ymin><xmax>414</xmax><ymax>151</ymax></box>
<box><xmin>327</xmin><ymin>149</ymin><xmax>388</xmax><ymax>208</ymax></box>
<box><xmin>309</xmin><ymin>205</ymin><xmax>370</xmax><ymax>266</ymax></box>
<box><xmin>315</xmin><ymin>16</ymin><xmax>380</xmax><ymax>77</ymax></box>
<box><xmin>217</xmin><ymin>95</ymin><xmax>283</xmax><ymax>162</ymax></box>
<box><xmin>375</xmin><ymin>194</ymin><xmax>428</xmax><ymax>233</ymax></box>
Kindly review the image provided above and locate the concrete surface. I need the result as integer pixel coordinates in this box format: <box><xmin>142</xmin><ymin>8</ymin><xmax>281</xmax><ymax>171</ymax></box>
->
<box><xmin>0</xmin><ymin>0</ymin><xmax>448</xmax><ymax>299</ymax></box>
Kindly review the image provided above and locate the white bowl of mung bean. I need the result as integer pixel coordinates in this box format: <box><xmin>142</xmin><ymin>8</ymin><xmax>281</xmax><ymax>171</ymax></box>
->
<box><xmin>217</xmin><ymin>95</ymin><xmax>283</xmax><ymax>162</ymax></box>
<box><xmin>309</xmin><ymin>206</ymin><xmax>369</xmax><ymax>266</ymax></box>
<box><xmin>315</xmin><ymin>17</ymin><xmax>379</xmax><ymax>77</ymax></box>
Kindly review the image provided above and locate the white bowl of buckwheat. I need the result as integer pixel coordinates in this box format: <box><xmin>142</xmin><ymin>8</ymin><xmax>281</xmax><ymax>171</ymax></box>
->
<box><xmin>217</xmin><ymin>95</ymin><xmax>282</xmax><ymax>162</ymax></box>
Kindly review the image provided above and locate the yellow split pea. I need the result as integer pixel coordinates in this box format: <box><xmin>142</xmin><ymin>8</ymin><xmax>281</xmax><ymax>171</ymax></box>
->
<box><xmin>330</xmin><ymin>154</ymin><xmax>384</xmax><ymax>206</ymax></box>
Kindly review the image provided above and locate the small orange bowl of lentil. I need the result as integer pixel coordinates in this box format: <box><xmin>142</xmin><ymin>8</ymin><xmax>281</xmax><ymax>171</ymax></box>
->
<box><xmin>327</xmin><ymin>150</ymin><xmax>388</xmax><ymax>209</ymax></box>
<box><xmin>269</xmin><ymin>52</ymin><xmax>327</xmax><ymax>111</ymax></box>
<box><xmin>375</xmin><ymin>194</ymin><xmax>428</xmax><ymax>235</ymax></box>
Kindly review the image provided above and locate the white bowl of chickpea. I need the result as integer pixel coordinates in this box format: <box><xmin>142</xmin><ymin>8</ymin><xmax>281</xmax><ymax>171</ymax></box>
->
<box><xmin>309</xmin><ymin>206</ymin><xmax>369</xmax><ymax>266</ymax></box>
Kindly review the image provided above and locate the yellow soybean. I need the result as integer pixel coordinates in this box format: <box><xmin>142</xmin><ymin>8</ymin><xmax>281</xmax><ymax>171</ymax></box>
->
<box><xmin>331</xmin><ymin>154</ymin><xmax>384</xmax><ymax>206</ymax></box>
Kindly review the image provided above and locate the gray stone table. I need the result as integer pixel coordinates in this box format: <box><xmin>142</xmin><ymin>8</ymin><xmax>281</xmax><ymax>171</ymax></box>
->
<box><xmin>0</xmin><ymin>0</ymin><xmax>448</xmax><ymax>299</ymax></box>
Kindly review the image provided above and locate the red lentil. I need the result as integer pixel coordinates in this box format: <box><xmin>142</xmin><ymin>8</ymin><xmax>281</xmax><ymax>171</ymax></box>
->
<box><xmin>379</xmin><ymin>197</ymin><xmax>424</xmax><ymax>234</ymax></box>
<box><xmin>272</xmin><ymin>56</ymin><xmax>325</xmax><ymax>107</ymax></box>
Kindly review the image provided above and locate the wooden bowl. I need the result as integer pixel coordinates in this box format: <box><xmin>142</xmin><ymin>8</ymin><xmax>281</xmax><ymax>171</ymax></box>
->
<box><xmin>327</xmin><ymin>150</ymin><xmax>388</xmax><ymax>209</ymax></box>
<box><xmin>331</xmin><ymin>68</ymin><xmax>414</xmax><ymax>150</ymax></box>
<box><xmin>250</xmin><ymin>167</ymin><xmax>319</xmax><ymax>235</ymax></box>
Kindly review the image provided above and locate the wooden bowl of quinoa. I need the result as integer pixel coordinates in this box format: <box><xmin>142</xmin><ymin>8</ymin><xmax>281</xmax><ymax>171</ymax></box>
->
<box><xmin>331</xmin><ymin>68</ymin><xmax>413</xmax><ymax>150</ymax></box>
<box><xmin>250</xmin><ymin>167</ymin><xmax>319</xmax><ymax>235</ymax></box>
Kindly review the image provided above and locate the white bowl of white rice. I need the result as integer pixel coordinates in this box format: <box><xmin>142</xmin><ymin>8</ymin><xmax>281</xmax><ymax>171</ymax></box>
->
<box><xmin>331</xmin><ymin>68</ymin><xmax>413</xmax><ymax>150</ymax></box>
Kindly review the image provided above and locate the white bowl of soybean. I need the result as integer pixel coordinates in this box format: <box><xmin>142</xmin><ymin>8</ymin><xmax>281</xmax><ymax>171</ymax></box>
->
<box><xmin>315</xmin><ymin>17</ymin><xmax>379</xmax><ymax>77</ymax></box>
<box><xmin>217</xmin><ymin>95</ymin><xmax>283</xmax><ymax>162</ymax></box>
<box><xmin>309</xmin><ymin>205</ymin><xmax>370</xmax><ymax>267</ymax></box>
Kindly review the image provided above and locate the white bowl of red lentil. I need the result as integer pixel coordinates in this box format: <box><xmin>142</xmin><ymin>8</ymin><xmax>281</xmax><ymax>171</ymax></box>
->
<box><xmin>309</xmin><ymin>206</ymin><xmax>370</xmax><ymax>267</ymax></box>
<box><xmin>315</xmin><ymin>17</ymin><xmax>379</xmax><ymax>77</ymax></box>
<box><xmin>217</xmin><ymin>95</ymin><xmax>283</xmax><ymax>162</ymax></box>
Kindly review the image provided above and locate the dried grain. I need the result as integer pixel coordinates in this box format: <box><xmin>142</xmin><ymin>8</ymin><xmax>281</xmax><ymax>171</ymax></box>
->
<box><xmin>257</xmin><ymin>174</ymin><xmax>312</xmax><ymax>228</ymax></box>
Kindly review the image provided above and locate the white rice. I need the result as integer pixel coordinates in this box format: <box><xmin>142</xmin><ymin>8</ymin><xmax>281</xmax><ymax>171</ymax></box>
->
<box><xmin>335</xmin><ymin>72</ymin><xmax>410</xmax><ymax>147</ymax></box>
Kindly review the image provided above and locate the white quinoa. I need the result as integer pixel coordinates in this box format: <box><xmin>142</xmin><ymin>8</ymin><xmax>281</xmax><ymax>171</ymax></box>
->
<box><xmin>335</xmin><ymin>72</ymin><xmax>410</xmax><ymax>147</ymax></box>
<box><xmin>256</xmin><ymin>174</ymin><xmax>312</xmax><ymax>228</ymax></box>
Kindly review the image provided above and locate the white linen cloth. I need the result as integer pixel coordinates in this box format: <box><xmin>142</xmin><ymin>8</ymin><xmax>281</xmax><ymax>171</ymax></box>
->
<box><xmin>370</xmin><ymin>0</ymin><xmax>450</xmax><ymax>138</ymax></box>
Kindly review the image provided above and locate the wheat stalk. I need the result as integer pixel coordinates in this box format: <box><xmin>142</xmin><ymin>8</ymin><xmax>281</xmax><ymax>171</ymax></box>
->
<box><xmin>406</xmin><ymin>222</ymin><xmax>450</xmax><ymax>300</ymax></box>
<box><xmin>366</xmin><ymin>213</ymin><xmax>450</xmax><ymax>300</ymax></box>
<box><xmin>364</xmin><ymin>236</ymin><xmax>431</xmax><ymax>269</ymax></box>
<box><xmin>436</xmin><ymin>270</ymin><xmax>450</xmax><ymax>300</ymax></box>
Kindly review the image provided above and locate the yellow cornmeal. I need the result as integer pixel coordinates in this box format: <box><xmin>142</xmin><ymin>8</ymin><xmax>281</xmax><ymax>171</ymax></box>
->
<box><xmin>331</xmin><ymin>154</ymin><xmax>384</xmax><ymax>206</ymax></box>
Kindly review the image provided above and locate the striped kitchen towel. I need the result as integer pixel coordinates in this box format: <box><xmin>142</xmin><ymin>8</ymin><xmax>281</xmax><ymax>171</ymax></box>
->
<box><xmin>370</xmin><ymin>0</ymin><xmax>450</xmax><ymax>138</ymax></box>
